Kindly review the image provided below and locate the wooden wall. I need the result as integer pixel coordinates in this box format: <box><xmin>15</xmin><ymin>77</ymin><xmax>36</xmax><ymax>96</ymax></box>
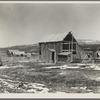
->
<box><xmin>73</xmin><ymin>44</ymin><xmax>88</xmax><ymax>62</ymax></box>
<box><xmin>0</xmin><ymin>52</ymin><xmax>39</xmax><ymax>64</ymax></box>
<box><xmin>39</xmin><ymin>42</ymin><xmax>62</xmax><ymax>63</ymax></box>
<box><xmin>39</xmin><ymin>41</ymin><xmax>89</xmax><ymax>63</ymax></box>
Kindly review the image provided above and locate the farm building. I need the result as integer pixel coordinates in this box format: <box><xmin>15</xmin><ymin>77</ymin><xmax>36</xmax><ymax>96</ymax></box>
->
<box><xmin>39</xmin><ymin>31</ymin><xmax>90</xmax><ymax>63</ymax></box>
<box><xmin>7</xmin><ymin>50</ymin><xmax>27</xmax><ymax>57</ymax></box>
<box><xmin>81</xmin><ymin>47</ymin><xmax>100</xmax><ymax>63</ymax></box>
<box><xmin>93</xmin><ymin>50</ymin><xmax>100</xmax><ymax>63</ymax></box>
<box><xmin>93</xmin><ymin>50</ymin><xmax>100</xmax><ymax>59</ymax></box>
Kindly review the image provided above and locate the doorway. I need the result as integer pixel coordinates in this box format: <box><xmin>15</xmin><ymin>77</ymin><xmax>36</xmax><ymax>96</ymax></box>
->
<box><xmin>49</xmin><ymin>49</ymin><xmax>56</xmax><ymax>63</ymax></box>
<box><xmin>52</xmin><ymin>52</ymin><xmax>55</xmax><ymax>63</ymax></box>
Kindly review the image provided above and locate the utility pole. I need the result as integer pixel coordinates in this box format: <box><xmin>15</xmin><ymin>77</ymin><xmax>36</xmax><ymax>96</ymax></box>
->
<box><xmin>71</xmin><ymin>31</ymin><xmax>73</xmax><ymax>62</ymax></box>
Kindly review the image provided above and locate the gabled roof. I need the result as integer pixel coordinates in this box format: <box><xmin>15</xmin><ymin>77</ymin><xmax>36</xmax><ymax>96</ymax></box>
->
<box><xmin>39</xmin><ymin>32</ymin><xmax>72</xmax><ymax>43</ymax></box>
<box><xmin>8</xmin><ymin>50</ymin><xmax>19</xmax><ymax>53</ymax></box>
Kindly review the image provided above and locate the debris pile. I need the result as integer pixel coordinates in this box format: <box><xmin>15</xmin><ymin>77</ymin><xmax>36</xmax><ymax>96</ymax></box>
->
<box><xmin>0</xmin><ymin>78</ymin><xmax>49</xmax><ymax>93</ymax></box>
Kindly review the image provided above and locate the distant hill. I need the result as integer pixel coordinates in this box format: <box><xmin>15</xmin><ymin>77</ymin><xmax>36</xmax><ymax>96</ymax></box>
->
<box><xmin>0</xmin><ymin>39</ymin><xmax>100</xmax><ymax>53</ymax></box>
<box><xmin>77</xmin><ymin>39</ymin><xmax>100</xmax><ymax>51</ymax></box>
<box><xmin>0</xmin><ymin>44</ymin><xmax>39</xmax><ymax>53</ymax></box>
<box><xmin>77</xmin><ymin>39</ymin><xmax>100</xmax><ymax>45</ymax></box>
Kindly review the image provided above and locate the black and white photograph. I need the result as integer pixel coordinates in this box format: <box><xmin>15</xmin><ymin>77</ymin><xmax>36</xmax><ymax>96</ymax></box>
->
<box><xmin>0</xmin><ymin>1</ymin><xmax>100</xmax><ymax>96</ymax></box>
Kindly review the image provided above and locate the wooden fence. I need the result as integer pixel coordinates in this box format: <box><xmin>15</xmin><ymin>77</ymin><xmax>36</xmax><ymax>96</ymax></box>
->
<box><xmin>0</xmin><ymin>52</ymin><xmax>40</xmax><ymax>63</ymax></box>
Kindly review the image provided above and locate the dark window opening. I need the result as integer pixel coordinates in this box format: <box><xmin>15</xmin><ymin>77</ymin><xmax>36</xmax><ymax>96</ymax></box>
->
<box><xmin>21</xmin><ymin>54</ymin><xmax>23</xmax><ymax>57</ymax></box>
<box><xmin>97</xmin><ymin>53</ymin><xmax>99</xmax><ymax>57</ymax></box>
<box><xmin>52</xmin><ymin>52</ymin><xmax>55</xmax><ymax>63</ymax></box>
<box><xmin>62</xmin><ymin>43</ymin><xmax>76</xmax><ymax>51</ymax></box>
<box><xmin>62</xmin><ymin>44</ymin><xmax>69</xmax><ymax>50</ymax></box>
<box><xmin>88</xmin><ymin>55</ymin><xmax>90</xmax><ymax>58</ymax></box>
<box><xmin>73</xmin><ymin>51</ymin><xmax>76</xmax><ymax>54</ymax></box>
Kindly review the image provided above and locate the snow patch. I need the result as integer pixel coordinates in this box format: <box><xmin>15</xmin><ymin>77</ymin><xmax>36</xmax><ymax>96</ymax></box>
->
<box><xmin>45</xmin><ymin>65</ymin><xmax>79</xmax><ymax>69</ymax></box>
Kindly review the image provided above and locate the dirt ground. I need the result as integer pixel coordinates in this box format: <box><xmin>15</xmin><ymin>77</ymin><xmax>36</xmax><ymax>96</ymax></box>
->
<box><xmin>0</xmin><ymin>62</ymin><xmax>100</xmax><ymax>93</ymax></box>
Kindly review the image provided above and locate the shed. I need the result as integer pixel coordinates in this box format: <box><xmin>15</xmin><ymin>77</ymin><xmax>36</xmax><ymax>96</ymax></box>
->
<box><xmin>7</xmin><ymin>50</ymin><xmax>26</xmax><ymax>57</ymax></box>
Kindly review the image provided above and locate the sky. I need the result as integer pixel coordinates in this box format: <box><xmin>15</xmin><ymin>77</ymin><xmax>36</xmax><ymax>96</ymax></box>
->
<box><xmin>0</xmin><ymin>3</ymin><xmax>100</xmax><ymax>47</ymax></box>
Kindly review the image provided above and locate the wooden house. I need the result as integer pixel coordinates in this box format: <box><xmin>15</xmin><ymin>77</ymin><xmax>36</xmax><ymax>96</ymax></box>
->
<box><xmin>39</xmin><ymin>31</ymin><xmax>89</xmax><ymax>63</ymax></box>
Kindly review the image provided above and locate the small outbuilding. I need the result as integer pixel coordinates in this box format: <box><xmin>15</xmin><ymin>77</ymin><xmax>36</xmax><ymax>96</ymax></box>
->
<box><xmin>94</xmin><ymin>50</ymin><xmax>100</xmax><ymax>60</ymax></box>
<box><xmin>7</xmin><ymin>50</ymin><xmax>27</xmax><ymax>57</ymax></box>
